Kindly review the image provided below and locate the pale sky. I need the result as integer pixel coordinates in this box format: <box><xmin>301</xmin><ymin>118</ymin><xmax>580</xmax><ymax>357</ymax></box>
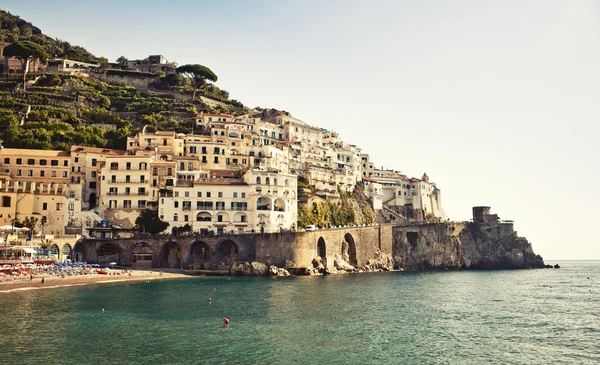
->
<box><xmin>3</xmin><ymin>0</ymin><xmax>599</xmax><ymax>260</ymax></box>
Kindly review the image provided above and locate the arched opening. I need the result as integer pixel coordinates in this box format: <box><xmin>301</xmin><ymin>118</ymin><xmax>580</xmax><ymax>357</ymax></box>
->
<box><xmin>256</xmin><ymin>176</ymin><xmax>261</xmax><ymax>184</ymax></box>
<box><xmin>343</xmin><ymin>233</ymin><xmax>357</xmax><ymax>266</ymax></box>
<box><xmin>162</xmin><ymin>241</ymin><xmax>181</xmax><ymax>268</ymax></box>
<box><xmin>257</xmin><ymin>196</ymin><xmax>272</xmax><ymax>211</ymax></box>
<box><xmin>50</xmin><ymin>244</ymin><xmax>59</xmax><ymax>259</ymax></box>
<box><xmin>273</xmin><ymin>178</ymin><xmax>278</xmax><ymax>186</ymax></box>
<box><xmin>317</xmin><ymin>237</ymin><xmax>326</xmax><ymax>264</ymax></box>
<box><xmin>88</xmin><ymin>193</ymin><xmax>97</xmax><ymax>209</ymax></box>
<box><xmin>215</xmin><ymin>212</ymin><xmax>230</xmax><ymax>223</ymax></box>
<box><xmin>73</xmin><ymin>243</ymin><xmax>84</xmax><ymax>262</ymax></box>
<box><xmin>62</xmin><ymin>244</ymin><xmax>72</xmax><ymax>261</ymax></box>
<box><xmin>265</xmin><ymin>177</ymin><xmax>270</xmax><ymax>185</ymax></box>
<box><xmin>233</xmin><ymin>212</ymin><xmax>247</xmax><ymax>223</ymax></box>
<box><xmin>217</xmin><ymin>240</ymin><xmax>238</xmax><ymax>267</ymax></box>
<box><xmin>285</xmin><ymin>179</ymin><xmax>289</xmax><ymax>187</ymax></box>
<box><xmin>196</xmin><ymin>212</ymin><xmax>212</xmax><ymax>221</ymax></box>
<box><xmin>97</xmin><ymin>243</ymin><xmax>121</xmax><ymax>265</ymax></box>
<box><xmin>274</xmin><ymin>198</ymin><xmax>285</xmax><ymax>212</ymax></box>
<box><xmin>132</xmin><ymin>242</ymin><xmax>153</xmax><ymax>268</ymax></box>
<box><xmin>190</xmin><ymin>241</ymin><xmax>210</xmax><ymax>270</ymax></box>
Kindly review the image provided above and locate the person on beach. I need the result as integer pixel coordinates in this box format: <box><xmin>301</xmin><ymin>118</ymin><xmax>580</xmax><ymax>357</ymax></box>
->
<box><xmin>41</xmin><ymin>277</ymin><xmax>45</xmax><ymax>285</ymax></box>
<box><xmin>160</xmin><ymin>271</ymin><xmax>163</xmax><ymax>277</ymax></box>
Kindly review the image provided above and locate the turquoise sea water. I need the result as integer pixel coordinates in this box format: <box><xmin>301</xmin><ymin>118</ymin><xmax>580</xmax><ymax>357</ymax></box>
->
<box><xmin>0</xmin><ymin>261</ymin><xmax>598</xmax><ymax>364</ymax></box>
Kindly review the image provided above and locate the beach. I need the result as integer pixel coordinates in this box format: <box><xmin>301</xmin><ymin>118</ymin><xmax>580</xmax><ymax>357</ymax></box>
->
<box><xmin>0</xmin><ymin>268</ymin><xmax>190</xmax><ymax>293</ymax></box>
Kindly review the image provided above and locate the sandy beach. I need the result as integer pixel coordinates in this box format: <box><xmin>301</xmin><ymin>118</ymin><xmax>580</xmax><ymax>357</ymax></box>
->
<box><xmin>0</xmin><ymin>269</ymin><xmax>191</xmax><ymax>293</ymax></box>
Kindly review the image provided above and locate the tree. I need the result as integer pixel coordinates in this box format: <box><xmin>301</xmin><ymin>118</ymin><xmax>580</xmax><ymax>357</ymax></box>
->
<box><xmin>175</xmin><ymin>64</ymin><xmax>218</xmax><ymax>101</ymax></box>
<box><xmin>3</xmin><ymin>40</ymin><xmax>49</xmax><ymax>90</ymax></box>
<box><xmin>135</xmin><ymin>209</ymin><xmax>169</xmax><ymax>234</ymax></box>
<box><xmin>116</xmin><ymin>56</ymin><xmax>128</xmax><ymax>68</ymax></box>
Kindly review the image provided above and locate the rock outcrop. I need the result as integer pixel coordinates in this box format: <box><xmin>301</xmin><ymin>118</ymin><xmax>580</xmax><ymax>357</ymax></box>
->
<box><xmin>233</xmin><ymin>262</ymin><xmax>269</xmax><ymax>276</ymax></box>
<box><xmin>392</xmin><ymin>220</ymin><xmax>545</xmax><ymax>270</ymax></box>
<box><xmin>269</xmin><ymin>265</ymin><xmax>290</xmax><ymax>276</ymax></box>
<box><xmin>362</xmin><ymin>250</ymin><xmax>394</xmax><ymax>272</ymax></box>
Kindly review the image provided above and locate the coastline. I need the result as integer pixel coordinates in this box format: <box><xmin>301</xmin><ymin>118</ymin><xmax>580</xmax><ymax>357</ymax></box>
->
<box><xmin>0</xmin><ymin>269</ymin><xmax>190</xmax><ymax>293</ymax></box>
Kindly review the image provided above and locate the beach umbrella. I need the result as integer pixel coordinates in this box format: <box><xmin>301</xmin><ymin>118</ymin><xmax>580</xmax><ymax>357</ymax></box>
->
<box><xmin>109</xmin><ymin>262</ymin><xmax>117</xmax><ymax>266</ymax></box>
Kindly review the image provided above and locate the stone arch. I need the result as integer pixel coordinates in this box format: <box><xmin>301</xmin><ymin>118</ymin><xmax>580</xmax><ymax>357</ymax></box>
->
<box><xmin>62</xmin><ymin>244</ymin><xmax>72</xmax><ymax>261</ymax></box>
<box><xmin>274</xmin><ymin>198</ymin><xmax>285</xmax><ymax>212</ymax></box>
<box><xmin>317</xmin><ymin>237</ymin><xmax>326</xmax><ymax>261</ymax></box>
<box><xmin>217</xmin><ymin>239</ymin><xmax>238</xmax><ymax>267</ymax></box>
<box><xmin>257</xmin><ymin>196</ymin><xmax>272</xmax><ymax>211</ymax></box>
<box><xmin>50</xmin><ymin>244</ymin><xmax>59</xmax><ymax>258</ymax></box>
<box><xmin>265</xmin><ymin>177</ymin><xmax>270</xmax><ymax>185</ymax></box>
<box><xmin>190</xmin><ymin>241</ymin><xmax>211</xmax><ymax>270</ymax></box>
<box><xmin>256</xmin><ymin>176</ymin><xmax>261</xmax><ymax>184</ymax></box>
<box><xmin>233</xmin><ymin>212</ymin><xmax>247</xmax><ymax>223</ymax></box>
<box><xmin>216</xmin><ymin>211</ymin><xmax>230</xmax><ymax>223</ymax></box>
<box><xmin>97</xmin><ymin>243</ymin><xmax>121</xmax><ymax>265</ymax></box>
<box><xmin>343</xmin><ymin>233</ymin><xmax>357</xmax><ymax>266</ymax></box>
<box><xmin>274</xmin><ymin>178</ymin><xmax>278</xmax><ymax>186</ymax></box>
<box><xmin>196</xmin><ymin>212</ymin><xmax>212</xmax><ymax>221</ymax></box>
<box><xmin>162</xmin><ymin>241</ymin><xmax>181</xmax><ymax>268</ymax></box>
<box><xmin>132</xmin><ymin>242</ymin><xmax>153</xmax><ymax>268</ymax></box>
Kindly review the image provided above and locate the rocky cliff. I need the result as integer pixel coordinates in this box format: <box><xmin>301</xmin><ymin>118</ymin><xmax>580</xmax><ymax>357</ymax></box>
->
<box><xmin>392</xmin><ymin>220</ymin><xmax>545</xmax><ymax>270</ymax></box>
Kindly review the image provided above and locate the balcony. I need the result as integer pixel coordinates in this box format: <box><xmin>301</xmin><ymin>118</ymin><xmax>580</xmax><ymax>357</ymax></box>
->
<box><xmin>108</xmin><ymin>180</ymin><xmax>147</xmax><ymax>184</ymax></box>
<box><xmin>107</xmin><ymin>192</ymin><xmax>149</xmax><ymax>196</ymax></box>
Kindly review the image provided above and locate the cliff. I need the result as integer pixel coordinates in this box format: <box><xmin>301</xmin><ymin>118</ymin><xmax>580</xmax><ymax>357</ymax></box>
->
<box><xmin>392</xmin><ymin>220</ymin><xmax>545</xmax><ymax>270</ymax></box>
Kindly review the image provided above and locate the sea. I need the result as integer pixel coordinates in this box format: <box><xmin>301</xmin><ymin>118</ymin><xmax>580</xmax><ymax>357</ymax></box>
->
<box><xmin>0</xmin><ymin>261</ymin><xmax>598</xmax><ymax>365</ymax></box>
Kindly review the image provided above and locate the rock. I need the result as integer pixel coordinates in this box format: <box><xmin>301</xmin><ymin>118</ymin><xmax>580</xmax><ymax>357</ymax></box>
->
<box><xmin>312</xmin><ymin>256</ymin><xmax>325</xmax><ymax>271</ymax></box>
<box><xmin>545</xmin><ymin>265</ymin><xmax>553</xmax><ymax>268</ymax></box>
<box><xmin>334</xmin><ymin>254</ymin><xmax>355</xmax><ymax>272</ymax></box>
<box><xmin>303</xmin><ymin>266</ymin><xmax>321</xmax><ymax>275</ymax></box>
<box><xmin>364</xmin><ymin>249</ymin><xmax>394</xmax><ymax>271</ymax></box>
<box><xmin>269</xmin><ymin>265</ymin><xmax>290</xmax><ymax>276</ymax></box>
<box><xmin>250</xmin><ymin>262</ymin><xmax>269</xmax><ymax>276</ymax></box>
<box><xmin>284</xmin><ymin>260</ymin><xmax>295</xmax><ymax>268</ymax></box>
<box><xmin>554</xmin><ymin>264</ymin><xmax>560</xmax><ymax>269</ymax></box>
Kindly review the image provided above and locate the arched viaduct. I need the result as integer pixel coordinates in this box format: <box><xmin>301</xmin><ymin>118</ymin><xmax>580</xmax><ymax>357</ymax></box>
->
<box><xmin>78</xmin><ymin>225</ymin><xmax>394</xmax><ymax>270</ymax></box>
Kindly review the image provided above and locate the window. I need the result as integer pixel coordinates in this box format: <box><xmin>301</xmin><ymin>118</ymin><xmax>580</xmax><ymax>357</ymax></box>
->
<box><xmin>51</xmin><ymin>160</ymin><xmax>58</xmax><ymax>166</ymax></box>
<box><xmin>74</xmin><ymin>157</ymin><xmax>79</xmax><ymax>163</ymax></box>
<box><xmin>39</xmin><ymin>159</ymin><xmax>47</xmax><ymax>166</ymax></box>
<box><xmin>40</xmin><ymin>171</ymin><xmax>45</xmax><ymax>177</ymax></box>
<box><xmin>214</xmin><ymin>156</ymin><xmax>219</xmax><ymax>163</ymax></box>
<box><xmin>56</xmin><ymin>203</ymin><xmax>61</xmax><ymax>211</ymax></box>
<box><xmin>110</xmin><ymin>162</ymin><xmax>118</xmax><ymax>170</ymax></box>
<box><xmin>123</xmin><ymin>200</ymin><xmax>132</xmax><ymax>209</ymax></box>
<box><xmin>138</xmin><ymin>200</ymin><xmax>146</xmax><ymax>209</ymax></box>
<box><xmin>63</xmin><ymin>172</ymin><xmax>67</xmax><ymax>177</ymax></box>
<box><xmin>218</xmin><ymin>192</ymin><xmax>223</xmax><ymax>198</ymax></box>
<box><xmin>139</xmin><ymin>162</ymin><xmax>147</xmax><ymax>170</ymax></box>
<box><xmin>63</xmin><ymin>160</ymin><xmax>68</xmax><ymax>166</ymax></box>
<box><xmin>184</xmin><ymin>191</ymin><xmax>189</xmax><ymax>198</ymax></box>
<box><xmin>233</xmin><ymin>192</ymin><xmax>238</xmax><ymax>198</ymax></box>
<box><xmin>111</xmin><ymin>175</ymin><xmax>116</xmax><ymax>183</ymax></box>
<box><xmin>189</xmin><ymin>146</ymin><xmax>197</xmax><ymax>154</ymax></box>
<box><xmin>68</xmin><ymin>203</ymin><xmax>74</xmax><ymax>211</ymax></box>
<box><xmin>91</xmin><ymin>159</ymin><xmax>97</xmax><ymax>167</ymax></box>
<box><xmin>174</xmin><ymin>201</ymin><xmax>179</xmax><ymax>208</ymax></box>
<box><xmin>241</xmin><ymin>192</ymin><xmax>246</xmax><ymax>198</ymax></box>
<box><xmin>197</xmin><ymin>192</ymin><xmax>202</xmax><ymax>197</ymax></box>
<box><xmin>1</xmin><ymin>196</ymin><xmax>10</xmax><ymax>207</ymax></box>
<box><xmin>188</xmin><ymin>162</ymin><xmax>193</xmax><ymax>171</ymax></box>
<box><xmin>179</xmin><ymin>162</ymin><xmax>185</xmax><ymax>170</ymax></box>
<box><xmin>202</xmin><ymin>156</ymin><xmax>207</xmax><ymax>163</ymax></box>
<box><xmin>126</xmin><ymin>162</ymin><xmax>131</xmax><ymax>170</ymax></box>
<box><xmin>89</xmin><ymin>182</ymin><xmax>96</xmax><ymax>189</ymax></box>
<box><xmin>43</xmin><ymin>203</ymin><xmax>49</xmax><ymax>210</ymax></box>
<box><xmin>109</xmin><ymin>187</ymin><xmax>118</xmax><ymax>195</ymax></box>
<box><xmin>173</xmin><ymin>214</ymin><xmax>178</xmax><ymax>222</ymax></box>
<box><xmin>51</xmin><ymin>171</ymin><xmax>56</xmax><ymax>177</ymax></box>
<box><xmin>184</xmin><ymin>215</ymin><xmax>189</xmax><ymax>222</ymax></box>
<box><xmin>125</xmin><ymin>175</ymin><xmax>131</xmax><ymax>183</ymax></box>
<box><xmin>16</xmin><ymin>158</ymin><xmax>22</xmax><ymax>165</ymax></box>
<box><xmin>202</xmin><ymin>147</ymin><xmax>207</xmax><ymax>154</ymax></box>
<box><xmin>217</xmin><ymin>215</ymin><xmax>223</xmax><ymax>222</ymax></box>
<box><xmin>125</xmin><ymin>187</ymin><xmax>131</xmax><ymax>195</ymax></box>
<box><xmin>3</xmin><ymin>158</ymin><xmax>9</xmax><ymax>164</ymax></box>
<box><xmin>216</xmin><ymin>202</ymin><xmax>225</xmax><ymax>210</ymax></box>
<box><xmin>138</xmin><ymin>187</ymin><xmax>146</xmax><ymax>195</ymax></box>
<box><xmin>206</xmin><ymin>192</ymin><xmax>211</xmax><ymax>198</ymax></box>
<box><xmin>256</xmin><ymin>177</ymin><xmax>261</xmax><ymax>184</ymax></box>
<box><xmin>27</xmin><ymin>170</ymin><xmax>33</xmax><ymax>176</ymax></box>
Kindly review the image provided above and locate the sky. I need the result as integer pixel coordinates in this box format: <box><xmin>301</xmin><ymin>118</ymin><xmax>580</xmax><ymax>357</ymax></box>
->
<box><xmin>2</xmin><ymin>0</ymin><xmax>599</xmax><ymax>260</ymax></box>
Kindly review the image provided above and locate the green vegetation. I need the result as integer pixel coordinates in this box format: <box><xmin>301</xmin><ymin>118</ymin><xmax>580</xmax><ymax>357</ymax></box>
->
<box><xmin>135</xmin><ymin>209</ymin><xmax>169</xmax><ymax>234</ymax></box>
<box><xmin>3</xmin><ymin>40</ymin><xmax>49</xmax><ymax>89</ymax></box>
<box><xmin>176</xmin><ymin>64</ymin><xmax>218</xmax><ymax>101</ymax></box>
<box><xmin>0</xmin><ymin>10</ymin><xmax>103</xmax><ymax>64</ymax></box>
<box><xmin>297</xmin><ymin>185</ymin><xmax>375</xmax><ymax>228</ymax></box>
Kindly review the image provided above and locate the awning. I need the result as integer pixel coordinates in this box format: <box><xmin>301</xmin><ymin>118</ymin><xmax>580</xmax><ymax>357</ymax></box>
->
<box><xmin>23</xmin><ymin>248</ymin><xmax>36</xmax><ymax>254</ymax></box>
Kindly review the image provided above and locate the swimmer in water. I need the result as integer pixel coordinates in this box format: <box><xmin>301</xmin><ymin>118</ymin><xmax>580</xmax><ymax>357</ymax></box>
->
<box><xmin>101</xmin><ymin>308</ymin><xmax>105</xmax><ymax>314</ymax></box>
<box><xmin>208</xmin><ymin>297</ymin><xmax>212</xmax><ymax>303</ymax></box>
<box><xmin>213</xmin><ymin>288</ymin><xmax>216</xmax><ymax>292</ymax></box>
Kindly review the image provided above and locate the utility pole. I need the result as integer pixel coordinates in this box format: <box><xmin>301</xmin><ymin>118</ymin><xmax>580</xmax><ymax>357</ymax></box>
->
<box><xmin>12</xmin><ymin>193</ymin><xmax>27</xmax><ymax>232</ymax></box>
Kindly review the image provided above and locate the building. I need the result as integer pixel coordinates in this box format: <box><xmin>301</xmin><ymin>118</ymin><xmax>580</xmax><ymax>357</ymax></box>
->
<box><xmin>125</xmin><ymin>55</ymin><xmax>177</xmax><ymax>74</ymax></box>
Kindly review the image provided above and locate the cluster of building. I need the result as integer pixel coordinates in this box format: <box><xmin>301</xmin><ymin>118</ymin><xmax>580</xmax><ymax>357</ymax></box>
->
<box><xmin>0</xmin><ymin>108</ymin><xmax>444</xmax><ymax>238</ymax></box>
